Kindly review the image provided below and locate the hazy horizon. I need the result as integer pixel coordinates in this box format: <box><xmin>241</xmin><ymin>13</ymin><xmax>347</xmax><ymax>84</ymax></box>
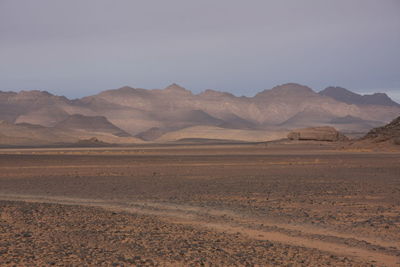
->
<box><xmin>1</xmin><ymin>0</ymin><xmax>399</xmax><ymax>101</ymax></box>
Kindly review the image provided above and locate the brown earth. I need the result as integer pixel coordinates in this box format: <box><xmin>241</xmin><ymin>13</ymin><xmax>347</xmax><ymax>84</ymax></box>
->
<box><xmin>0</xmin><ymin>143</ymin><xmax>399</xmax><ymax>266</ymax></box>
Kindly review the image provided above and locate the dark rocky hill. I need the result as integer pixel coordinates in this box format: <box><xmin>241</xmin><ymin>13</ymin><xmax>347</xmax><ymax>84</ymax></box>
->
<box><xmin>362</xmin><ymin>116</ymin><xmax>400</xmax><ymax>144</ymax></box>
<box><xmin>319</xmin><ymin>87</ymin><xmax>399</xmax><ymax>107</ymax></box>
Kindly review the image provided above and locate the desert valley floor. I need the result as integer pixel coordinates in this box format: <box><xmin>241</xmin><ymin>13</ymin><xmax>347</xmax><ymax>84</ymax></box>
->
<box><xmin>0</xmin><ymin>143</ymin><xmax>399</xmax><ymax>266</ymax></box>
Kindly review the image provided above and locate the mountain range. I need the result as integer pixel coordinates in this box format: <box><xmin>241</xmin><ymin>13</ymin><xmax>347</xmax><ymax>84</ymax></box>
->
<box><xmin>0</xmin><ymin>83</ymin><xmax>399</xmax><ymax>146</ymax></box>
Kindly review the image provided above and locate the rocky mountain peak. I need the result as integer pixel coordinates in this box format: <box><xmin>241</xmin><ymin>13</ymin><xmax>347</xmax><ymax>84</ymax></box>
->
<box><xmin>118</xmin><ymin>86</ymin><xmax>136</xmax><ymax>91</ymax></box>
<box><xmin>320</xmin><ymin>87</ymin><xmax>399</xmax><ymax>107</ymax></box>
<box><xmin>15</xmin><ymin>90</ymin><xmax>53</xmax><ymax>99</ymax></box>
<box><xmin>199</xmin><ymin>89</ymin><xmax>234</xmax><ymax>98</ymax></box>
<box><xmin>255</xmin><ymin>83</ymin><xmax>315</xmax><ymax>98</ymax></box>
<box><xmin>163</xmin><ymin>83</ymin><xmax>192</xmax><ymax>95</ymax></box>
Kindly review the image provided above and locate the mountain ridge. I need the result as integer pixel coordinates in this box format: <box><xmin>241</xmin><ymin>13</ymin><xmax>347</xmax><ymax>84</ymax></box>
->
<box><xmin>319</xmin><ymin>86</ymin><xmax>399</xmax><ymax>107</ymax></box>
<box><xmin>1</xmin><ymin>83</ymin><xmax>399</xmax><ymax>145</ymax></box>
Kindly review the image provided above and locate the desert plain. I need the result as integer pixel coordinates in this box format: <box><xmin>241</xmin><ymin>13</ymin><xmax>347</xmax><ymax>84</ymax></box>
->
<box><xmin>0</xmin><ymin>142</ymin><xmax>399</xmax><ymax>266</ymax></box>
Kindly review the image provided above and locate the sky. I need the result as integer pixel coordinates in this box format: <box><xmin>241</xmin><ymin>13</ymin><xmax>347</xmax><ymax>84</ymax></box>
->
<box><xmin>1</xmin><ymin>0</ymin><xmax>400</xmax><ymax>101</ymax></box>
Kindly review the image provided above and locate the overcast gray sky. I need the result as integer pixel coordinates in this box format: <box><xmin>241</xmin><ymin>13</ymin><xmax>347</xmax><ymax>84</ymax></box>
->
<box><xmin>1</xmin><ymin>0</ymin><xmax>399</xmax><ymax>101</ymax></box>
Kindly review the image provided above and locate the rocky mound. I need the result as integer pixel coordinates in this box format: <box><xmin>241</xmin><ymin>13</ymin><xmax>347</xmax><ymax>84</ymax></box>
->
<box><xmin>361</xmin><ymin>116</ymin><xmax>400</xmax><ymax>144</ymax></box>
<box><xmin>287</xmin><ymin>126</ymin><xmax>348</xmax><ymax>142</ymax></box>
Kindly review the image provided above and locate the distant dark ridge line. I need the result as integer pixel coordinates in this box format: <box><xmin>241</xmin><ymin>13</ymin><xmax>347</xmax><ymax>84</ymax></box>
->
<box><xmin>1</xmin><ymin>82</ymin><xmax>399</xmax><ymax>105</ymax></box>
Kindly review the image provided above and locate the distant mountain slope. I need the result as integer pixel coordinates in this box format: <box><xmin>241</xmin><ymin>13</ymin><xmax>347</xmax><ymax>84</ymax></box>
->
<box><xmin>152</xmin><ymin>109</ymin><xmax>224</xmax><ymax>128</ymax></box>
<box><xmin>217</xmin><ymin>114</ymin><xmax>259</xmax><ymax>129</ymax></box>
<box><xmin>279</xmin><ymin>107</ymin><xmax>337</xmax><ymax>127</ymax></box>
<box><xmin>255</xmin><ymin>83</ymin><xmax>316</xmax><ymax>99</ymax></box>
<box><xmin>15</xmin><ymin>106</ymin><xmax>70</xmax><ymax>127</ymax></box>
<box><xmin>1</xmin><ymin>83</ymin><xmax>400</xmax><ymax>145</ymax></box>
<box><xmin>319</xmin><ymin>87</ymin><xmax>400</xmax><ymax>107</ymax></box>
<box><xmin>0</xmin><ymin>90</ymin><xmax>96</xmax><ymax>126</ymax></box>
<box><xmin>55</xmin><ymin>114</ymin><xmax>131</xmax><ymax>137</ymax></box>
<box><xmin>155</xmin><ymin>125</ymin><xmax>287</xmax><ymax>143</ymax></box>
<box><xmin>0</xmin><ymin>120</ymin><xmax>76</xmax><ymax>146</ymax></box>
<box><xmin>135</xmin><ymin>127</ymin><xmax>169</xmax><ymax>141</ymax></box>
<box><xmin>84</xmin><ymin>83</ymin><xmax>400</xmax><ymax>133</ymax></box>
<box><xmin>0</xmin><ymin>120</ymin><xmax>142</xmax><ymax>147</ymax></box>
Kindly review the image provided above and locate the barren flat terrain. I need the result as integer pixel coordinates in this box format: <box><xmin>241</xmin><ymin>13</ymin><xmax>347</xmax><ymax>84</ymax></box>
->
<box><xmin>0</xmin><ymin>143</ymin><xmax>399</xmax><ymax>266</ymax></box>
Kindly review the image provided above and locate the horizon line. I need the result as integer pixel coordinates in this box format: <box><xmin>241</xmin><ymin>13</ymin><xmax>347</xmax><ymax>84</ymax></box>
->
<box><xmin>1</xmin><ymin>82</ymin><xmax>400</xmax><ymax>103</ymax></box>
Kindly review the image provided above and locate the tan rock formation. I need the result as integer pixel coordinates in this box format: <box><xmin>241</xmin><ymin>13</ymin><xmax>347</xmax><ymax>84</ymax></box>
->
<box><xmin>287</xmin><ymin>126</ymin><xmax>348</xmax><ymax>141</ymax></box>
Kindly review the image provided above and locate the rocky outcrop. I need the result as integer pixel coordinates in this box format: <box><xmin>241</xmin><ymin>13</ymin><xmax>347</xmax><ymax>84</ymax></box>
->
<box><xmin>361</xmin><ymin>116</ymin><xmax>400</xmax><ymax>144</ymax></box>
<box><xmin>287</xmin><ymin>126</ymin><xmax>348</xmax><ymax>142</ymax></box>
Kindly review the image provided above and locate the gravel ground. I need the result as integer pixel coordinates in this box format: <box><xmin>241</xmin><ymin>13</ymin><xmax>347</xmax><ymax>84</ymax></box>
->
<box><xmin>1</xmin><ymin>201</ymin><xmax>366</xmax><ymax>267</ymax></box>
<box><xmin>0</xmin><ymin>143</ymin><xmax>399</xmax><ymax>266</ymax></box>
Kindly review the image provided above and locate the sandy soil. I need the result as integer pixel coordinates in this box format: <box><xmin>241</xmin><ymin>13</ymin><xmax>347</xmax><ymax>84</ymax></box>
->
<box><xmin>0</xmin><ymin>143</ymin><xmax>399</xmax><ymax>266</ymax></box>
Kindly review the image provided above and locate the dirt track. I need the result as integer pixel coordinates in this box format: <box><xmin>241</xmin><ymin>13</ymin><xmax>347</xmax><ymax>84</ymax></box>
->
<box><xmin>0</xmin><ymin>143</ymin><xmax>399</xmax><ymax>266</ymax></box>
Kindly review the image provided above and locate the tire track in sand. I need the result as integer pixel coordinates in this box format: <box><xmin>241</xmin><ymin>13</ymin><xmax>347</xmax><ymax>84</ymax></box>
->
<box><xmin>0</xmin><ymin>193</ymin><xmax>399</xmax><ymax>267</ymax></box>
